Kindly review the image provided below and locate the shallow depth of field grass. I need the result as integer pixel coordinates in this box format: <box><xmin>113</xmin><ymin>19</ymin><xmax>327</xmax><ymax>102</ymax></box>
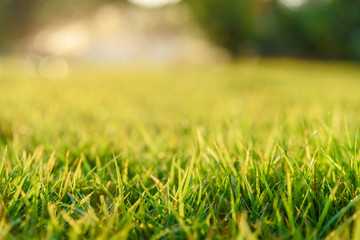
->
<box><xmin>2</xmin><ymin>58</ymin><xmax>360</xmax><ymax>239</ymax></box>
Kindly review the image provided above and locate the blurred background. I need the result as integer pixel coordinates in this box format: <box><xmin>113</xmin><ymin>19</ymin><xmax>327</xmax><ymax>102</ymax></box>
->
<box><xmin>1</xmin><ymin>0</ymin><xmax>359</xmax><ymax>77</ymax></box>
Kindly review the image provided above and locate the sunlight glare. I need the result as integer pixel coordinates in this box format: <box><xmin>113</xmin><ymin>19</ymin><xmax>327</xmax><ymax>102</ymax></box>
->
<box><xmin>128</xmin><ymin>0</ymin><xmax>180</xmax><ymax>8</ymax></box>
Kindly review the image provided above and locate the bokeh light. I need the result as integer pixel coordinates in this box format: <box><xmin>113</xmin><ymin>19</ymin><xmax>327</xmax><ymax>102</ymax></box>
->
<box><xmin>128</xmin><ymin>0</ymin><xmax>180</xmax><ymax>8</ymax></box>
<box><xmin>38</xmin><ymin>56</ymin><xmax>69</xmax><ymax>79</ymax></box>
<box><xmin>279</xmin><ymin>0</ymin><xmax>308</xmax><ymax>8</ymax></box>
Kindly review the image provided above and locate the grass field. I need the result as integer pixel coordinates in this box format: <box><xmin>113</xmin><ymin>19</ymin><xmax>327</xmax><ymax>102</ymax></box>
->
<box><xmin>1</xmin><ymin>58</ymin><xmax>360</xmax><ymax>239</ymax></box>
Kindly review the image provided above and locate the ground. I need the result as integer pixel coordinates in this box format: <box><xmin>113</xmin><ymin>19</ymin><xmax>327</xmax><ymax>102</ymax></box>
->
<box><xmin>1</xmin><ymin>58</ymin><xmax>360</xmax><ymax>239</ymax></box>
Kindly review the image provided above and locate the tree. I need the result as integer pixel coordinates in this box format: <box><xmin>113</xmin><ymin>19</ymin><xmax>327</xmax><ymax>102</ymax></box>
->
<box><xmin>185</xmin><ymin>0</ymin><xmax>360</xmax><ymax>60</ymax></box>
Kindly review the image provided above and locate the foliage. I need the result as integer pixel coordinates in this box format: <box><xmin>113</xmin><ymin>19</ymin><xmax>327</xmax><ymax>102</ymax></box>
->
<box><xmin>185</xmin><ymin>0</ymin><xmax>360</xmax><ymax>60</ymax></box>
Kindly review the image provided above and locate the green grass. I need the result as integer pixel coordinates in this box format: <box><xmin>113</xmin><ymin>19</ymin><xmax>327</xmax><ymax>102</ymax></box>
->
<box><xmin>1</xmin><ymin>58</ymin><xmax>360</xmax><ymax>239</ymax></box>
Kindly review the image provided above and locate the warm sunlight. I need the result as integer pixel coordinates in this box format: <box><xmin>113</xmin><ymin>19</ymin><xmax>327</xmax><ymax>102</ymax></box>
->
<box><xmin>128</xmin><ymin>0</ymin><xmax>180</xmax><ymax>8</ymax></box>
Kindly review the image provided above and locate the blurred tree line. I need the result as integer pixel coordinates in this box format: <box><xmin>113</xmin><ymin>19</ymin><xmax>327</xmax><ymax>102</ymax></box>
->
<box><xmin>185</xmin><ymin>0</ymin><xmax>360</xmax><ymax>60</ymax></box>
<box><xmin>1</xmin><ymin>0</ymin><xmax>359</xmax><ymax>60</ymax></box>
<box><xmin>0</xmin><ymin>0</ymin><xmax>121</xmax><ymax>52</ymax></box>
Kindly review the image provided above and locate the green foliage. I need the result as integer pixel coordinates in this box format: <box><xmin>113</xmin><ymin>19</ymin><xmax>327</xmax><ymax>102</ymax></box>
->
<box><xmin>185</xmin><ymin>0</ymin><xmax>257</xmax><ymax>56</ymax></box>
<box><xmin>185</xmin><ymin>0</ymin><xmax>360</xmax><ymax>60</ymax></box>
<box><xmin>2</xmin><ymin>59</ymin><xmax>360</xmax><ymax>238</ymax></box>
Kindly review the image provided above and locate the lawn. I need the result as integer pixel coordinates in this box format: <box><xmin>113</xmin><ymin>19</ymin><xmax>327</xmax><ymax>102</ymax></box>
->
<box><xmin>1</xmin><ymin>58</ymin><xmax>360</xmax><ymax>239</ymax></box>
